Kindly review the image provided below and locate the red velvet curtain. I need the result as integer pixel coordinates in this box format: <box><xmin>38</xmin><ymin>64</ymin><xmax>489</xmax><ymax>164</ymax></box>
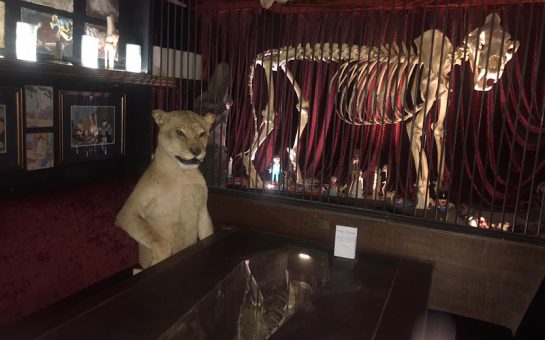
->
<box><xmin>198</xmin><ymin>3</ymin><xmax>545</xmax><ymax>207</ymax></box>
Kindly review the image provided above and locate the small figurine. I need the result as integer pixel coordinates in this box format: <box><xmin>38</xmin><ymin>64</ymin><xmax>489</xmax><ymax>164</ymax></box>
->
<box><xmin>329</xmin><ymin>176</ymin><xmax>338</xmax><ymax>197</ymax></box>
<box><xmin>104</xmin><ymin>15</ymin><xmax>119</xmax><ymax>70</ymax></box>
<box><xmin>98</xmin><ymin>120</ymin><xmax>112</xmax><ymax>144</ymax></box>
<box><xmin>347</xmin><ymin>150</ymin><xmax>361</xmax><ymax>198</ymax></box>
<box><xmin>380</xmin><ymin>164</ymin><xmax>388</xmax><ymax>196</ymax></box>
<box><xmin>270</xmin><ymin>155</ymin><xmax>281</xmax><ymax>185</ymax></box>
<box><xmin>50</xmin><ymin>15</ymin><xmax>73</xmax><ymax>62</ymax></box>
<box><xmin>436</xmin><ymin>189</ymin><xmax>449</xmax><ymax>213</ymax></box>
<box><xmin>227</xmin><ymin>156</ymin><xmax>233</xmax><ymax>182</ymax></box>
<box><xmin>283</xmin><ymin>163</ymin><xmax>297</xmax><ymax>190</ymax></box>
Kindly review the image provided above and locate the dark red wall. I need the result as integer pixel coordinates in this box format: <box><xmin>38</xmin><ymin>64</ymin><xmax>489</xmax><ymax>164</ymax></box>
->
<box><xmin>0</xmin><ymin>179</ymin><xmax>138</xmax><ymax>326</ymax></box>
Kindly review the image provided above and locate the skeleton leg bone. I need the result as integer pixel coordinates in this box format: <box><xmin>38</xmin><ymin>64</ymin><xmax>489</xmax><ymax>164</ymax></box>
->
<box><xmin>432</xmin><ymin>91</ymin><xmax>449</xmax><ymax>190</ymax></box>
<box><xmin>407</xmin><ymin>80</ymin><xmax>439</xmax><ymax>209</ymax></box>
<box><xmin>282</xmin><ymin>64</ymin><xmax>309</xmax><ymax>185</ymax></box>
<box><xmin>245</xmin><ymin>60</ymin><xmax>276</xmax><ymax>187</ymax></box>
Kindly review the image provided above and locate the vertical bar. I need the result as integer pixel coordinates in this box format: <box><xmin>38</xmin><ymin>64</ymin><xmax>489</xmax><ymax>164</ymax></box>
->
<box><xmin>498</xmin><ymin>2</ymin><xmax>532</xmax><ymax>232</ymax></box>
<box><xmin>404</xmin><ymin>1</ymin><xmax>427</xmax><ymax>217</ymax></box>
<box><xmin>430</xmin><ymin>1</ymin><xmax>452</xmax><ymax>222</ymax></box>
<box><xmin>512</xmin><ymin>5</ymin><xmax>540</xmax><ymax>235</ymax></box>
<box><xmin>448</xmin><ymin>2</ymin><xmax>472</xmax><ymax>226</ymax></box>
<box><xmin>454</xmin><ymin>5</ymin><xmax>483</xmax><ymax>227</ymax></box>
<box><xmin>166</xmin><ymin>1</ymin><xmax>172</xmax><ymax>108</ymax></box>
<box><xmin>382</xmin><ymin>0</ymin><xmax>407</xmax><ymax>213</ymax></box>
<box><xmin>393</xmin><ymin>1</ymin><xmax>417</xmax><ymax>216</ymax></box>
<box><xmin>466</xmin><ymin>7</ymin><xmax>500</xmax><ymax>226</ymax></box>
<box><xmin>524</xmin><ymin>5</ymin><xmax>545</xmax><ymax>234</ymax></box>
<box><xmin>474</xmin><ymin>8</ymin><xmax>509</xmax><ymax>230</ymax></box>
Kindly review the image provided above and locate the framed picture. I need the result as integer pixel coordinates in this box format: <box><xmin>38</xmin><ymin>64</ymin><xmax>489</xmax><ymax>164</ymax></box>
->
<box><xmin>86</xmin><ymin>0</ymin><xmax>119</xmax><ymax>21</ymax></box>
<box><xmin>21</xmin><ymin>8</ymin><xmax>73</xmax><ymax>58</ymax></box>
<box><xmin>25</xmin><ymin>85</ymin><xmax>54</xmax><ymax>128</ymax></box>
<box><xmin>0</xmin><ymin>88</ymin><xmax>24</xmax><ymax>170</ymax></box>
<box><xmin>59</xmin><ymin>91</ymin><xmax>125</xmax><ymax>163</ymax></box>
<box><xmin>25</xmin><ymin>132</ymin><xmax>54</xmax><ymax>170</ymax></box>
<box><xmin>22</xmin><ymin>0</ymin><xmax>74</xmax><ymax>13</ymax></box>
<box><xmin>0</xmin><ymin>1</ymin><xmax>5</xmax><ymax>49</ymax></box>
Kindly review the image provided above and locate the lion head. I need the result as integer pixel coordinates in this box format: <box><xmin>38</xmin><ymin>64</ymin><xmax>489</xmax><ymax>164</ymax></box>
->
<box><xmin>464</xmin><ymin>13</ymin><xmax>519</xmax><ymax>91</ymax></box>
<box><xmin>152</xmin><ymin>109</ymin><xmax>215</xmax><ymax>170</ymax></box>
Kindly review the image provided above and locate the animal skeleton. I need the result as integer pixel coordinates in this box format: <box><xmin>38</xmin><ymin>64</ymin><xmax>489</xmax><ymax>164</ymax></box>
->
<box><xmin>245</xmin><ymin>13</ymin><xmax>518</xmax><ymax>209</ymax></box>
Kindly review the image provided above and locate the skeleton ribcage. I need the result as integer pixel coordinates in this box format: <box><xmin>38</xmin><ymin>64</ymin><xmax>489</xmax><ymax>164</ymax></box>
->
<box><xmin>332</xmin><ymin>49</ymin><xmax>422</xmax><ymax>126</ymax></box>
<box><xmin>250</xmin><ymin>43</ymin><xmax>424</xmax><ymax>127</ymax></box>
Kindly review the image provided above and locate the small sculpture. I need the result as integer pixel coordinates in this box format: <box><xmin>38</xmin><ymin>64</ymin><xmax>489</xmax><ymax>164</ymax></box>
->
<box><xmin>328</xmin><ymin>176</ymin><xmax>339</xmax><ymax>197</ymax></box>
<box><xmin>379</xmin><ymin>165</ymin><xmax>388</xmax><ymax>197</ymax></box>
<box><xmin>347</xmin><ymin>151</ymin><xmax>360</xmax><ymax>198</ymax></box>
<box><xmin>227</xmin><ymin>156</ymin><xmax>233</xmax><ymax>183</ymax></box>
<box><xmin>269</xmin><ymin>155</ymin><xmax>281</xmax><ymax>186</ymax></box>
<box><xmin>436</xmin><ymin>190</ymin><xmax>449</xmax><ymax>213</ymax></box>
<box><xmin>104</xmin><ymin>15</ymin><xmax>119</xmax><ymax>70</ymax></box>
<box><xmin>50</xmin><ymin>15</ymin><xmax>72</xmax><ymax>62</ymax></box>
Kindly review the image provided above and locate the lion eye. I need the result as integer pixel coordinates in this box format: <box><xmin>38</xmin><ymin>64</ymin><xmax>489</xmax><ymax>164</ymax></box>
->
<box><xmin>479</xmin><ymin>43</ymin><xmax>485</xmax><ymax>50</ymax></box>
<box><xmin>176</xmin><ymin>130</ymin><xmax>185</xmax><ymax>138</ymax></box>
<box><xmin>199</xmin><ymin>131</ymin><xmax>206</xmax><ymax>138</ymax></box>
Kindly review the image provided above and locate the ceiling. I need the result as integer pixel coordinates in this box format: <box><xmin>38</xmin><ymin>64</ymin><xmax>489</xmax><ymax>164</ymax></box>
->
<box><xmin>194</xmin><ymin>0</ymin><xmax>544</xmax><ymax>12</ymax></box>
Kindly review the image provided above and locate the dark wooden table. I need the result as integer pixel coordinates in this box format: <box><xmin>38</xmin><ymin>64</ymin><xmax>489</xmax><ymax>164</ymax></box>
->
<box><xmin>3</xmin><ymin>229</ymin><xmax>432</xmax><ymax>340</ymax></box>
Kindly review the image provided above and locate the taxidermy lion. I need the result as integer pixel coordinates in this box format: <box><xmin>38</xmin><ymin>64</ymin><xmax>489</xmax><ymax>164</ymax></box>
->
<box><xmin>116</xmin><ymin>109</ymin><xmax>215</xmax><ymax>269</ymax></box>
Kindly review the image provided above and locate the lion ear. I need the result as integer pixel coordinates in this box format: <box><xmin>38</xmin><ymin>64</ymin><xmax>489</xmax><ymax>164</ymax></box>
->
<box><xmin>203</xmin><ymin>112</ymin><xmax>216</xmax><ymax>130</ymax></box>
<box><xmin>485</xmin><ymin>13</ymin><xmax>501</xmax><ymax>25</ymax></box>
<box><xmin>152</xmin><ymin>109</ymin><xmax>170</xmax><ymax>126</ymax></box>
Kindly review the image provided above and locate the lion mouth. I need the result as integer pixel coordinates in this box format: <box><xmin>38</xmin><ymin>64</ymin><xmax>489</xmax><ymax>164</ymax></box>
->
<box><xmin>175</xmin><ymin>156</ymin><xmax>202</xmax><ymax>165</ymax></box>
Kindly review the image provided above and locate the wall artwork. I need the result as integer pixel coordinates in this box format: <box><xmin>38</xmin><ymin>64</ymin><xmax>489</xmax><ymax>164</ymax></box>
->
<box><xmin>0</xmin><ymin>105</ymin><xmax>5</xmax><ymax>154</ymax></box>
<box><xmin>25</xmin><ymin>132</ymin><xmax>54</xmax><ymax>170</ymax></box>
<box><xmin>59</xmin><ymin>91</ymin><xmax>125</xmax><ymax>163</ymax></box>
<box><xmin>21</xmin><ymin>8</ymin><xmax>73</xmax><ymax>58</ymax></box>
<box><xmin>25</xmin><ymin>85</ymin><xmax>54</xmax><ymax>128</ymax></box>
<box><xmin>71</xmin><ymin>106</ymin><xmax>115</xmax><ymax>147</ymax></box>
<box><xmin>86</xmin><ymin>0</ymin><xmax>119</xmax><ymax>21</ymax></box>
<box><xmin>0</xmin><ymin>88</ymin><xmax>23</xmax><ymax>170</ymax></box>
<box><xmin>84</xmin><ymin>23</ymin><xmax>106</xmax><ymax>59</ymax></box>
<box><xmin>22</xmin><ymin>0</ymin><xmax>74</xmax><ymax>13</ymax></box>
<box><xmin>0</xmin><ymin>1</ymin><xmax>5</xmax><ymax>49</ymax></box>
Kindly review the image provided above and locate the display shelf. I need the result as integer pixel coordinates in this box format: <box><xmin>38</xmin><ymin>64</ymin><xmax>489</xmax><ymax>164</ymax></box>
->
<box><xmin>0</xmin><ymin>58</ymin><xmax>177</xmax><ymax>87</ymax></box>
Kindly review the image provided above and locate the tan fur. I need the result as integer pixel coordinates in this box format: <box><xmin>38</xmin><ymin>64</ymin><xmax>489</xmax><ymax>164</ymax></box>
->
<box><xmin>116</xmin><ymin>109</ymin><xmax>215</xmax><ymax>268</ymax></box>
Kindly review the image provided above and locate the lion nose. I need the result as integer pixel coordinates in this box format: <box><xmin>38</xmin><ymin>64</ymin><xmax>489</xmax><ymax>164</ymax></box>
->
<box><xmin>488</xmin><ymin>55</ymin><xmax>499</xmax><ymax>70</ymax></box>
<box><xmin>190</xmin><ymin>147</ymin><xmax>201</xmax><ymax>156</ymax></box>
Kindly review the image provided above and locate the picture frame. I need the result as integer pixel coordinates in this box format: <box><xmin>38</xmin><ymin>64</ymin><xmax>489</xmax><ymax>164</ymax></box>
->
<box><xmin>25</xmin><ymin>132</ymin><xmax>54</xmax><ymax>170</ymax></box>
<box><xmin>22</xmin><ymin>0</ymin><xmax>74</xmax><ymax>13</ymax></box>
<box><xmin>20</xmin><ymin>7</ymin><xmax>73</xmax><ymax>58</ymax></box>
<box><xmin>25</xmin><ymin>85</ymin><xmax>54</xmax><ymax>128</ymax></box>
<box><xmin>59</xmin><ymin>90</ymin><xmax>125</xmax><ymax>163</ymax></box>
<box><xmin>0</xmin><ymin>87</ymin><xmax>24</xmax><ymax>171</ymax></box>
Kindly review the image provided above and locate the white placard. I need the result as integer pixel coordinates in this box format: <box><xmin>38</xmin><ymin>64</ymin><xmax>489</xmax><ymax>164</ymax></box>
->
<box><xmin>81</xmin><ymin>35</ymin><xmax>99</xmax><ymax>68</ymax></box>
<box><xmin>334</xmin><ymin>225</ymin><xmax>358</xmax><ymax>259</ymax></box>
<box><xmin>126</xmin><ymin>44</ymin><xmax>142</xmax><ymax>72</ymax></box>
<box><xmin>16</xmin><ymin>22</ymin><xmax>37</xmax><ymax>62</ymax></box>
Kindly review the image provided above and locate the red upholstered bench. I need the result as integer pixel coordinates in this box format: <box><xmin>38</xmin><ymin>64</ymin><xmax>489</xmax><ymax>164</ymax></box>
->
<box><xmin>0</xmin><ymin>180</ymin><xmax>138</xmax><ymax>326</ymax></box>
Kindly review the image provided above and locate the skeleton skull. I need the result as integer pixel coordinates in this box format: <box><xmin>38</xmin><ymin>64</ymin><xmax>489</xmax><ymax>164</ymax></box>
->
<box><xmin>465</xmin><ymin>13</ymin><xmax>520</xmax><ymax>91</ymax></box>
